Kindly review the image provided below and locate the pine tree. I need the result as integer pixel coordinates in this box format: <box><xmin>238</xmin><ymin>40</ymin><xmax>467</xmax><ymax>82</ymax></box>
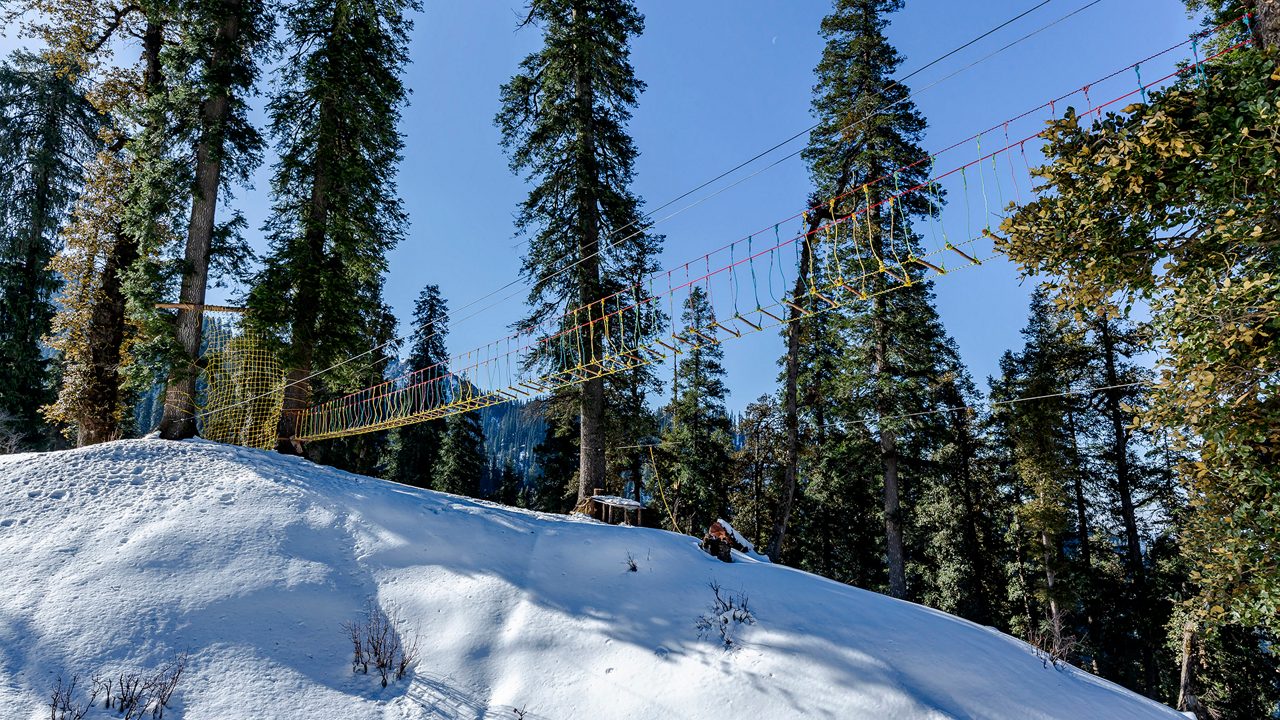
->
<box><xmin>769</xmin><ymin>0</ymin><xmax>949</xmax><ymax>603</ymax></box>
<box><xmin>988</xmin><ymin>291</ymin><xmax>1092</xmax><ymax>655</ymax></box>
<box><xmin>157</xmin><ymin>0</ymin><xmax>271</xmax><ymax>439</ymax></box>
<box><xmin>435</xmin><ymin>411</ymin><xmax>486</xmax><ymax>498</ymax></box>
<box><xmin>496</xmin><ymin>458</ymin><xmax>524</xmax><ymax>507</ymax></box>
<box><xmin>914</xmin><ymin>354</ymin><xmax>1009</xmax><ymax>626</ymax></box>
<box><xmin>392</xmin><ymin>285</ymin><xmax>449</xmax><ymax>488</ymax></box>
<box><xmin>731</xmin><ymin>396</ymin><xmax>785</xmax><ymax>551</ymax></box>
<box><xmin>0</xmin><ymin>50</ymin><xmax>100</xmax><ymax>446</ymax></box>
<box><xmin>247</xmin><ymin>0</ymin><xmax>415</xmax><ymax>455</ymax></box>
<box><xmin>496</xmin><ymin>0</ymin><xmax>659</xmax><ymax>504</ymax></box>
<box><xmin>659</xmin><ymin>287</ymin><xmax>734</xmax><ymax>535</ymax></box>
<box><xmin>530</xmin><ymin>394</ymin><xmax>579</xmax><ymax>513</ymax></box>
<box><xmin>23</xmin><ymin>1</ymin><xmax>177</xmax><ymax>446</ymax></box>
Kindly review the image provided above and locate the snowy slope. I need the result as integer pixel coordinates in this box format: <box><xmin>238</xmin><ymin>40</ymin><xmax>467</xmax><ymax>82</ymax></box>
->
<box><xmin>0</xmin><ymin>440</ymin><xmax>1182</xmax><ymax>719</ymax></box>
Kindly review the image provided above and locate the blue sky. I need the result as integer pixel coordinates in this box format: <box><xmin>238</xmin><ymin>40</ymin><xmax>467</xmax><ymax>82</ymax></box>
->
<box><xmin>3</xmin><ymin>1</ymin><xmax>1203</xmax><ymax>414</ymax></box>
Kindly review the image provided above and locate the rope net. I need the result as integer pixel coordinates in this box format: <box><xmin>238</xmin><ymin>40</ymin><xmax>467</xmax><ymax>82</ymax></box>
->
<box><xmin>248</xmin><ymin>17</ymin><xmax>1249</xmax><ymax>444</ymax></box>
<box><xmin>196</xmin><ymin>312</ymin><xmax>287</xmax><ymax>450</ymax></box>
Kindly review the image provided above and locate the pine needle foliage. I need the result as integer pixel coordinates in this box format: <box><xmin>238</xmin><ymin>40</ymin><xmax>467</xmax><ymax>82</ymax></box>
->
<box><xmin>0</xmin><ymin>51</ymin><xmax>100</xmax><ymax>446</ymax></box>
<box><xmin>392</xmin><ymin>285</ymin><xmax>449</xmax><ymax>488</ymax></box>
<box><xmin>660</xmin><ymin>287</ymin><xmax>734</xmax><ymax>535</ymax></box>
<box><xmin>248</xmin><ymin>0</ymin><xmax>415</xmax><ymax>453</ymax></box>
<box><xmin>496</xmin><ymin>0</ymin><xmax>661</xmax><ymax>502</ymax></box>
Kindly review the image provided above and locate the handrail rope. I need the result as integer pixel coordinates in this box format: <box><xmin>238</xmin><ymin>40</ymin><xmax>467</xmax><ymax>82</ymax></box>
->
<box><xmin>208</xmin><ymin>24</ymin><xmax>1252</xmax><ymax>429</ymax></box>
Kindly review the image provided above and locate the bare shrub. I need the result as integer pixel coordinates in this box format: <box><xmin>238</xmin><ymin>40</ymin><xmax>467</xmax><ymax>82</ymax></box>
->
<box><xmin>343</xmin><ymin>600</ymin><xmax>419</xmax><ymax>688</ymax></box>
<box><xmin>624</xmin><ymin>552</ymin><xmax>638</xmax><ymax>573</ymax></box>
<box><xmin>512</xmin><ymin>706</ymin><xmax>528</xmax><ymax>719</ymax></box>
<box><xmin>100</xmin><ymin>653</ymin><xmax>187</xmax><ymax>719</ymax></box>
<box><xmin>47</xmin><ymin>654</ymin><xmax>185</xmax><ymax>720</ymax></box>
<box><xmin>0</xmin><ymin>410</ymin><xmax>25</xmax><ymax>454</ymax></box>
<box><xmin>1029</xmin><ymin>614</ymin><xmax>1078</xmax><ymax>670</ymax></box>
<box><xmin>90</xmin><ymin>675</ymin><xmax>111</xmax><ymax>708</ymax></box>
<box><xmin>695</xmin><ymin>580</ymin><xmax>755</xmax><ymax>649</ymax></box>
<box><xmin>114</xmin><ymin>671</ymin><xmax>146</xmax><ymax>718</ymax></box>
<box><xmin>48</xmin><ymin>675</ymin><xmax>96</xmax><ymax>720</ymax></box>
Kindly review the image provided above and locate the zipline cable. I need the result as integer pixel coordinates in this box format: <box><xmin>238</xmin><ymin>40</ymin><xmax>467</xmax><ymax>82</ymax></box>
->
<box><xmin>194</xmin><ymin>0</ymin><xmax>1074</xmax><ymax>422</ymax></box>
<box><xmin>202</xmin><ymin>1</ymin><xmax>1237</xmax><ymax>428</ymax></box>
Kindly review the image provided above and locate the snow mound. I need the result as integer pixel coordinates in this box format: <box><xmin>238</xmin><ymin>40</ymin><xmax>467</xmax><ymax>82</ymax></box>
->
<box><xmin>0</xmin><ymin>439</ymin><xmax>1181</xmax><ymax>719</ymax></box>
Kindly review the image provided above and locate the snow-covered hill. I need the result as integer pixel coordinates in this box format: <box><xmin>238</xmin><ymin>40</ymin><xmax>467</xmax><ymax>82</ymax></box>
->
<box><xmin>0</xmin><ymin>440</ymin><xmax>1182</xmax><ymax>719</ymax></box>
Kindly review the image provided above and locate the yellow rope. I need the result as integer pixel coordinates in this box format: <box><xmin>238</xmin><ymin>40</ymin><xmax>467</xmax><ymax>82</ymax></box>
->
<box><xmin>648</xmin><ymin>445</ymin><xmax>684</xmax><ymax>536</ymax></box>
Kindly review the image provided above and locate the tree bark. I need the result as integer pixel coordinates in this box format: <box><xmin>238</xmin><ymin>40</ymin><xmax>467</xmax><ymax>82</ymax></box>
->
<box><xmin>80</xmin><ymin>20</ymin><xmax>162</xmax><ymax>444</ymax></box>
<box><xmin>79</xmin><ymin>224</ymin><xmax>138</xmax><ymax>445</ymax></box>
<box><xmin>572</xmin><ymin>3</ymin><xmax>606</xmax><ymax>503</ymax></box>
<box><xmin>1177</xmin><ymin>621</ymin><xmax>1212</xmax><ymax>720</ymax></box>
<box><xmin>159</xmin><ymin>0</ymin><xmax>243</xmax><ymax>440</ymax></box>
<box><xmin>765</xmin><ymin>221</ymin><xmax>819</xmax><ymax>562</ymax></box>
<box><xmin>869</xmin><ymin>201</ymin><xmax>906</xmax><ymax>600</ymax></box>
<box><xmin>1097</xmin><ymin>315</ymin><xmax>1155</xmax><ymax>693</ymax></box>
<box><xmin>1040</xmin><ymin>528</ymin><xmax>1061</xmax><ymax>635</ymax></box>
<box><xmin>1247</xmin><ymin>0</ymin><xmax>1280</xmax><ymax>50</ymax></box>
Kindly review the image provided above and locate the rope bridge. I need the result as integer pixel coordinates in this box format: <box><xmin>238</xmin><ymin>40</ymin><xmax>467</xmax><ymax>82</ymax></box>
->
<box><xmin>192</xmin><ymin>16</ymin><xmax>1251</xmax><ymax>447</ymax></box>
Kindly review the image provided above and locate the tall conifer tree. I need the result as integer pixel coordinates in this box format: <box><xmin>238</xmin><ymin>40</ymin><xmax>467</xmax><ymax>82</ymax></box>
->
<box><xmin>660</xmin><ymin>287</ymin><xmax>734</xmax><ymax>534</ymax></box>
<box><xmin>496</xmin><ymin>0</ymin><xmax>659</xmax><ymax>504</ymax></box>
<box><xmin>248</xmin><ymin>0</ymin><xmax>416</xmax><ymax>454</ymax></box>
<box><xmin>21</xmin><ymin>0</ymin><xmax>181</xmax><ymax>445</ymax></box>
<box><xmin>435</xmin><ymin>411</ymin><xmax>486</xmax><ymax>498</ymax></box>
<box><xmin>776</xmin><ymin>0</ymin><xmax>950</xmax><ymax>600</ymax></box>
<box><xmin>0</xmin><ymin>51</ymin><xmax>100</xmax><ymax>445</ymax></box>
<box><xmin>392</xmin><ymin>284</ymin><xmax>449</xmax><ymax>487</ymax></box>
<box><xmin>157</xmin><ymin>0</ymin><xmax>271</xmax><ymax>439</ymax></box>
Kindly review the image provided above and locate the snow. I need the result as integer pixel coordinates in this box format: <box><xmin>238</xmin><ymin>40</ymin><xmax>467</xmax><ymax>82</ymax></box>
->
<box><xmin>589</xmin><ymin>494</ymin><xmax>643</xmax><ymax>510</ymax></box>
<box><xmin>0</xmin><ymin>439</ymin><xmax>1184</xmax><ymax>719</ymax></box>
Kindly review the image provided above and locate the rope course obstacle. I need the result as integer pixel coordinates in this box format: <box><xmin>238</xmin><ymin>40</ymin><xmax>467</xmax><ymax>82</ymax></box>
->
<box><xmin>192</xmin><ymin>309</ymin><xmax>287</xmax><ymax>450</ymax></box>
<box><xmin>193</xmin><ymin>15</ymin><xmax>1252</xmax><ymax>449</ymax></box>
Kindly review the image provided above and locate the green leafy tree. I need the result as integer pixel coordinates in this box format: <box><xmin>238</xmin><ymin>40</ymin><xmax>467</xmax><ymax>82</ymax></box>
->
<box><xmin>0</xmin><ymin>50</ymin><xmax>100</xmax><ymax>446</ymax></box>
<box><xmin>247</xmin><ymin>0</ymin><xmax>415</xmax><ymax>456</ymax></box>
<box><xmin>496</xmin><ymin>0</ymin><xmax>659</xmax><ymax>504</ymax></box>
<box><xmin>659</xmin><ymin>287</ymin><xmax>734</xmax><ymax>535</ymax></box>
<box><xmin>998</xmin><ymin>16</ymin><xmax>1280</xmax><ymax>696</ymax></box>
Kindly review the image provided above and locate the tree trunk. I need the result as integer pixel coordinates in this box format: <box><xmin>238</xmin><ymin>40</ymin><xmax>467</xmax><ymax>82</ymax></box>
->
<box><xmin>869</xmin><ymin>200</ymin><xmax>906</xmax><ymax>599</ymax></box>
<box><xmin>275</xmin><ymin>138</ymin><xmax>331</xmax><ymax>454</ymax></box>
<box><xmin>79</xmin><ymin>225</ymin><xmax>138</xmax><ymax>445</ymax></box>
<box><xmin>1097</xmin><ymin>316</ymin><xmax>1155</xmax><ymax>692</ymax></box>
<box><xmin>159</xmin><ymin>0</ymin><xmax>243</xmax><ymax>440</ymax></box>
<box><xmin>1247</xmin><ymin>0</ymin><xmax>1280</xmax><ymax>49</ymax></box>
<box><xmin>1177</xmin><ymin>621</ymin><xmax>1212</xmax><ymax>720</ymax></box>
<box><xmin>765</xmin><ymin>212</ymin><xmax>824</xmax><ymax>561</ymax></box>
<box><xmin>1040</xmin><ymin>528</ymin><xmax>1061</xmax><ymax>635</ymax></box>
<box><xmin>573</xmin><ymin>3</ymin><xmax>606</xmax><ymax>503</ymax></box>
<box><xmin>80</xmin><ymin>20</ymin><xmax>163</xmax><ymax>444</ymax></box>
